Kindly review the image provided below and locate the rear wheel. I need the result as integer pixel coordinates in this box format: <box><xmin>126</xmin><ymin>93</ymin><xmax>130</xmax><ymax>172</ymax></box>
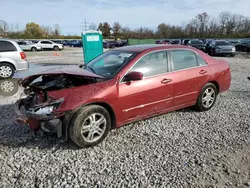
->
<box><xmin>0</xmin><ymin>63</ymin><xmax>15</xmax><ymax>79</ymax></box>
<box><xmin>69</xmin><ymin>105</ymin><xmax>111</xmax><ymax>148</ymax></box>
<box><xmin>230</xmin><ymin>54</ymin><xmax>235</xmax><ymax>57</ymax></box>
<box><xmin>195</xmin><ymin>83</ymin><xmax>218</xmax><ymax>111</ymax></box>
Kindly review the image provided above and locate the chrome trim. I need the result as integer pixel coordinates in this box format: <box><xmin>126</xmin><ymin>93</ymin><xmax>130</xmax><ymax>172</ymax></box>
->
<box><xmin>123</xmin><ymin>97</ymin><xmax>173</xmax><ymax>112</ymax></box>
<box><xmin>174</xmin><ymin>91</ymin><xmax>198</xmax><ymax>99</ymax></box>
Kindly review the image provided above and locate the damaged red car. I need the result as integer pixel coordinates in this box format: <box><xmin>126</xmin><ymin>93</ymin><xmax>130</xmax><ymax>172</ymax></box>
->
<box><xmin>16</xmin><ymin>44</ymin><xmax>231</xmax><ymax>148</ymax></box>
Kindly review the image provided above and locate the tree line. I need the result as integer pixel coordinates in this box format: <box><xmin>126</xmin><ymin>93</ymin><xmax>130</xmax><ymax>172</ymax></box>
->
<box><xmin>1</xmin><ymin>11</ymin><xmax>250</xmax><ymax>40</ymax></box>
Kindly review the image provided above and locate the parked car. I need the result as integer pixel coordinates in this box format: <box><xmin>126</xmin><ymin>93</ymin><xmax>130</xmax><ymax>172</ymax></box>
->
<box><xmin>182</xmin><ymin>39</ymin><xmax>190</xmax><ymax>45</ymax></box>
<box><xmin>0</xmin><ymin>39</ymin><xmax>29</xmax><ymax>79</ymax></box>
<box><xmin>72</xmin><ymin>41</ymin><xmax>83</xmax><ymax>47</ymax></box>
<box><xmin>17</xmin><ymin>41</ymin><xmax>42</xmax><ymax>52</ymax></box>
<box><xmin>103</xmin><ymin>41</ymin><xmax>117</xmax><ymax>48</ymax></box>
<box><xmin>16</xmin><ymin>44</ymin><xmax>231</xmax><ymax>148</ymax></box>
<box><xmin>206</xmin><ymin>40</ymin><xmax>236</xmax><ymax>56</ymax></box>
<box><xmin>156</xmin><ymin>39</ymin><xmax>171</xmax><ymax>44</ymax></box>
<box><xmin>170</xmin><ymin>39</ymin><xmax>181</xmax><ymax>44</ymax></box>
<box><xmin>36</xmin><ymin>40</ymin><xmax>64</xmax><ymax>51</ymax></box>
<box><xmin>235</xmin><ymin>40</ymin><xmax>250</xmax><ymax>53</ymax></box>
<box><xmin>187</xmin><ymin>39</ymin><xmax>206</xmax><ymax>51</ymax></box>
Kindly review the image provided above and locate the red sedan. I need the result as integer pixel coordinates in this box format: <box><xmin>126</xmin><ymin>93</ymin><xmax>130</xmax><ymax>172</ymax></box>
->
<box><xmin>16</xmin><ymin>44</ymin><xmax>231</xmax><ymax>148</ymax></box>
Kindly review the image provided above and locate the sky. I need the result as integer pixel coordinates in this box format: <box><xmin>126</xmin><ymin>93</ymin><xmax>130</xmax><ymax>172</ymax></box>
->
<box><xmin>1</xmin><ymin>0</ymin><xmax>250</xmax><ymax>35</ymax></box>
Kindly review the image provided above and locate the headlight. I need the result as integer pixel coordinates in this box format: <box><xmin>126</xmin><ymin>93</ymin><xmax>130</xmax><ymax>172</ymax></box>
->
<box><xmin>35</xmin><ymin>106</ymin><xmax>54</xmax><ymax>115</ymax></box>
<box><xmin>232</xmin><ymin>47</ymin><xmax>236</xmax><ymax>51</ymax></box>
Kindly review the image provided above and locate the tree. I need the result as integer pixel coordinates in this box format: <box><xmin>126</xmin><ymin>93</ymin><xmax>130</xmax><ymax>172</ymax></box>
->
<box><xmin>112</xmin><ymin>22</ymin><xmax>122</xmax><ymax>39</ymax></box>
<box><xmin>191</xmin><ymin>12</ymin><xmax>210</xmax><ymax>37</ymax></box>
<box><xmin>156</xmin><ymin>23</ymin><xmax>170</xmax><ymax>38</ymax></box>
<box><xmin>24</xmin><ymin>22</ymin><xmax>43</xmax><ymax>38</ymax></box>
<box><xmin>89</xmin><ymin>23</ymin><xmax>97</xmax><ymax>30</ymax></box>
<box><xmin>97</xmin><ymin>23</ymin><xmax>103</xmax><ymax>32</ymax></box>
<box><xmin>0</xmin><ymin>20</ymin><xmax>9</xmax><ymax>37</ymax></box>
<box><xmin>102</xmin><ymin>22</ymin><xmax>111</xmax><ymax>38</ymax></box>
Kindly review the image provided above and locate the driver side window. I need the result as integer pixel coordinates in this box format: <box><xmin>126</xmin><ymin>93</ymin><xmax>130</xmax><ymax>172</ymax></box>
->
<box><xmin>130</xmin><ymin>51</ymin><xmax>168</xmax><ymax>77</ymax></box>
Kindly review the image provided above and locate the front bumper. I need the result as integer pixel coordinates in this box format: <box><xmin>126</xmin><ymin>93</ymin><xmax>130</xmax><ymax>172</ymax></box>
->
<box><xmin>15</xmin><ymin>99</ymin><xmax>66</xmax><ymax>137</ymax></box>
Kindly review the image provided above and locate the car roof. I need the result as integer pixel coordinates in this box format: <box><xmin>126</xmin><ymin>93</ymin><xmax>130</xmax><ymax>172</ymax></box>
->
<box><xmin>113</xmin><ymin>44</ymin><xmax>193</xmax><ymax>52</ymax></box>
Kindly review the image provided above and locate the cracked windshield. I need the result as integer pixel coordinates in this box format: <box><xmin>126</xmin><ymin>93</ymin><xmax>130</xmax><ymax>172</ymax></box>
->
<box><xmin>0</xmin><ymin>0</ymin><xmax>250</xmax><ymax>187</ymax></box>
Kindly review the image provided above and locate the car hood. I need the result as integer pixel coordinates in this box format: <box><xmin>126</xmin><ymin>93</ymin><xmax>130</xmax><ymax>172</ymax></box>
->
<box><xmin>20</xmin><ymin>66</ymin><xmax>104</xmax><ymax>87</ymax></box>
<box><xmin>217</xmin><ymin>45</ymin><xmax>234</xmax><ymax>49</ymax></box>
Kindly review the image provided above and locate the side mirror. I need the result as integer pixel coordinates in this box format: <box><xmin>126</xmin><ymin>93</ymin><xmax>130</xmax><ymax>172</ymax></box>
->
<box><xmin>123</xmin><ymin>71</ymin><xmax>143</xmax><ymax>82</ymax></box>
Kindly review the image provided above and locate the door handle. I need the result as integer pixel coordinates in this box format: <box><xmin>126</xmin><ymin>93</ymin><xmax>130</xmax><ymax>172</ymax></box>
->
<box><xmin>161</xmin><ymin>78</ymin><xmax>172</xmax><ymax>84</ymax></box>
<box><xmin>199</xmin><ymin>70</ymin><xmax>207</xmax><ymax>74</ymax></box>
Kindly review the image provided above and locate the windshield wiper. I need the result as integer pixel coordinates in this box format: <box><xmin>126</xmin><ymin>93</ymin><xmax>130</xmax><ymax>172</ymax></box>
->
<box><xmin>87</xmin><ymin>65</ymin><xmax>96</xmax><ymax>73</ymax></box>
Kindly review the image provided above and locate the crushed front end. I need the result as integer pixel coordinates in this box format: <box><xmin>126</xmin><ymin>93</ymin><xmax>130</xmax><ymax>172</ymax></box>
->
<box><xmin>15</xmin><ymin>71</ymin><xmax>103</xmax><ymax>138</ymax></box>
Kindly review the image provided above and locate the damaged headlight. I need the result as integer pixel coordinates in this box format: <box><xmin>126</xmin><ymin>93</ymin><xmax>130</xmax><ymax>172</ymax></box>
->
<box><xmin>28</xmin><ymin>98</ymin><xmax>64</xmax><ymax>116</ymax></box>
<box><xmin>35</xmin><ymin>106</ymin><xmax>54</xmax><ymax>115</ymax></box>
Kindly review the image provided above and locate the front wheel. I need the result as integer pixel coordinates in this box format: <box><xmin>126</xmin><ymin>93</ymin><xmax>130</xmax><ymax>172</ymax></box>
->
<box><xmin>53</xmin><ymin>46</ymin><xmax>59</xmax><ymax>51</ymax></box>
<box><xmin>69</xmin><ymin>105</ymin><xmax>111</xmax><ymax>148</ymax></box>
<box><xmin>195</xmin><ymin>83</ymin><xmax>218</xmax><ymax>111</ymax></box>
<box><xmin>31</xmin><ymin>47</ymin><xmax>37</xmax><ymax>52</ymax></box>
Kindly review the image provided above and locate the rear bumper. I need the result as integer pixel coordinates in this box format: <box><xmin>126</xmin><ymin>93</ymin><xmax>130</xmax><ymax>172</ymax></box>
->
<box><xmin>15</xmin><ymin>60</ymin><xmax>29</xmax><ymax>71</ymax></box>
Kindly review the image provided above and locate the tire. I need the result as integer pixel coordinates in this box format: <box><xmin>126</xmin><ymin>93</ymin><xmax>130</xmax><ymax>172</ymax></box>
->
<box><xmin>195</xmin><ymin>83</ymin><xmax>218</xmax><ymax>111</ymax></box>
<box><xmin>230</xmin><ymin>54</ymin><xmax>235</xmax><ymax>57</ymax></box>
<box><xmin>53</xmin><ymin>46</ymin><xmax>59</xmax><ymax>51</ymax></box>
<box><xmin>31</xmin><ymin>47</ymin><xmax>37</xmax><ymax>52</ymax></box>
<box><xmin>69</xmin><ymin>105</ymin><xmax>111</xmax><ymax>148</ymax></box>
<box><xmin>0</xmin><ymin>63</ymin><xmax>15</xmax><ymax>79</ymax></box>
<box><xmin>0</xmin><ymin>78</ymin><xmax>19</xmax><ymax>97</ymax></box>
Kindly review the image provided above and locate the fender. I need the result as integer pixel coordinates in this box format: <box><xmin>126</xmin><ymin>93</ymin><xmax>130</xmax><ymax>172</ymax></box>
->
<box><xmin>0</xmin><ymin>58</ymin><xmax>17</xmax><ymax>69</ymax></box>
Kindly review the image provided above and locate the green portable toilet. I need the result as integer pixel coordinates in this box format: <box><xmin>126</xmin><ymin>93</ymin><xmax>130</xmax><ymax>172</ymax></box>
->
<box><xmin>82</xmin><ymin>30</ymin><xmax>103</xmax><ymax>64</ymax></box>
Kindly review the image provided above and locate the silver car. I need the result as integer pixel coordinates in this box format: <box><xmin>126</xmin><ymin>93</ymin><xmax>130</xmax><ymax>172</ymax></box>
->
<box><xmin>37</xmin><ymin>40</ymin><xmax>64</xmax><ymax>51</ymax></box>
<box><xmin>0</xmin><ymin>39</ymin><xmax>29</xmax><ymax>78</ymax></box>
<box><xmin>17</xmin><ymin>41</ymin><xmax>42</xmax><ymax>52</ymax></box>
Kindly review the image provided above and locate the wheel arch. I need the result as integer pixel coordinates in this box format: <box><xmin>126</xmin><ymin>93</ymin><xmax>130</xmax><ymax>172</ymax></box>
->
<box><xmin>208</xmin><ymin>80</ymin><xmax>220</xmax><ymax>93</ymax></box>
<box><xmin>63</xmin><ymin>101</ymin><xmax>117</xmax><ymax>140</ymax></box>
<box><xmin>0</xmin><ymin>61</ymin><xmax>16</xmax><ymax>70</ymax></box>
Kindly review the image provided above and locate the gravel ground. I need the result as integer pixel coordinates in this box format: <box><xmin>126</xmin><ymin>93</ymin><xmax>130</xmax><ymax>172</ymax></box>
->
<box><xmin>0</xmin><ymin>51</ymin><xmax>250</xmax><ymax>187</ymax></box>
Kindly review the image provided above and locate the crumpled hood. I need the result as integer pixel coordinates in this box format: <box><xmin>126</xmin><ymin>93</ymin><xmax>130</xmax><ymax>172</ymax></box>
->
<box><xmin>19</xmin><ymin>66</ymin><xmax>104</xmax><ymax>87</ymax></box>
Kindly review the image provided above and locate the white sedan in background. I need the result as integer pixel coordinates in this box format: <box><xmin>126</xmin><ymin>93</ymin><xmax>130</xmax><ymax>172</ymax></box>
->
<box><xmin>17</xmin><ymin>41</ymin><xmax>42</xmax><ymax>52</ymax></box>
<box><xmin>36</xmin><ymin>40</ymin><xmax>64</xmax><ymax>51</ymax></box>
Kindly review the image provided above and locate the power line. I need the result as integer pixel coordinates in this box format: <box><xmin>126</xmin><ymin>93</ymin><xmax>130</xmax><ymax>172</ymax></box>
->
<box><xmin>81</xmin><ymin>18</ymin><xmax>89</xmax><ymax>32</ymax></box>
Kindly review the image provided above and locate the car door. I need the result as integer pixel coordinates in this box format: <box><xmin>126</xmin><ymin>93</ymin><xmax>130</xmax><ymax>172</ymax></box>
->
<box><xmin>117</xmin><ymin>50</ymin><xmax>174</xmax><ymax>124</ymax></box>
<box><xmin>169</xmin><ymin>49</ymin><xmax>209</xmax><ymax>107</ymax></box>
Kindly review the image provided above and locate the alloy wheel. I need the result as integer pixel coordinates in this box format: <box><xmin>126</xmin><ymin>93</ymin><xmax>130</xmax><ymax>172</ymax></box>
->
<box><xmin>202</xmin><ymin>87</ymin><xmax>215</xmax><ymax>108</ymax></box>
<box><xmin>0</xmin><ymin>66</ymin><xmax>13</xmax><ymax>78</ymax></box>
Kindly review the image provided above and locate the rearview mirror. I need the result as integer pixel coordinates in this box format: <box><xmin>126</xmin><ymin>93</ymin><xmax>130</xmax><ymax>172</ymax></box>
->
<box><xmin>124</xmin><ymin>71</ymin><xmax>143</xmax><ymax>82</ymax></box>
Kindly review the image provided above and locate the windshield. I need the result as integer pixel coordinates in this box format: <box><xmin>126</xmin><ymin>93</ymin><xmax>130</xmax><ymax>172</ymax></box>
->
<box><xmin>85</xmin><ymin>50</ymin><xmax>137</xmax><ymax>78</ymax></box>
<box><xmin>216</xmin><ymin>41</ymin><xmax>231</xmax><ymax>46</ymax></box>
<box><xmin>191</xmin><ymin>40</ymin><xmax>204</xmax><ymax>44</ymax></box>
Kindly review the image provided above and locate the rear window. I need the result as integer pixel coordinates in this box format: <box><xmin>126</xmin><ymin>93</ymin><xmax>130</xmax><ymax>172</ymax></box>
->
<box><xmin>0</xmin><ymin>41</ymin><xmax>17</xmax><ymax>52</ymax></box>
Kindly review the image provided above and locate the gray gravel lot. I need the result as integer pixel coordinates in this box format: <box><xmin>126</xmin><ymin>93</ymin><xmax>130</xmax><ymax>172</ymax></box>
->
<box><xmin>0</xmin><ymin>49</ymin><xmax>250</xmax><ymax>187</ymax></box>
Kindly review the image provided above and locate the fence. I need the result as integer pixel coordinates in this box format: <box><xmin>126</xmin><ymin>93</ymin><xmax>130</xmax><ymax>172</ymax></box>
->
<box><xmin>128</xmin><ymin>39</ymin><xmax>156</xmax><ymax>45</ymax></box>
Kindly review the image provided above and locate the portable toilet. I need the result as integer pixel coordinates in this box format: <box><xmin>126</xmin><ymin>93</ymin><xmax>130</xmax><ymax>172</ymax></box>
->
<box><xmin>82</xmin><ymin>30</ymin><xmax>103</xmax><ymax>64</ymax></box>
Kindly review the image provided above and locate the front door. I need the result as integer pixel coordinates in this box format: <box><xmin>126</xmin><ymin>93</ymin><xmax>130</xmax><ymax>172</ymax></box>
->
<box><xmin>116</xmin><ymin>50</ymin><xmax>174</xmax><ymax>125</ymax></box>
<box><xmin>169</xmin><ymin>49</ymin><xmax>209</xmax><ymax>106</ymax></box>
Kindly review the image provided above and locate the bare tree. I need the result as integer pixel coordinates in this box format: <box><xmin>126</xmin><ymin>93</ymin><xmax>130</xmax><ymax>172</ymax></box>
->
<box><xmin>218</xmin><ymin>12</ymin><xmax>239</xmax><ymax>35</ymax></box>
<box><xmin>0</xmin><ymin>20</ymin><xmax>9</xmax><ymax>37</ymax></box>
<box><xmin>191</xmin><ymin>12</ymin><xmax>210</xmax><ymax>37</ymax></box>
<box><xmin>112</xmin><ymin>22</ymin><xmax>122</xmax><ymax>39</ymax></box>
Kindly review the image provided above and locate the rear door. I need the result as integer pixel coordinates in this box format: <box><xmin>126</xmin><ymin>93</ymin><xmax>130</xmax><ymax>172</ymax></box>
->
<box><xmin>168</xmin><ymin>49</ymin><xmax>209</xmax><ymax>106</ymax></box>
<box><xmin>117</xmin><ymin>50</ymin><xmax>174</xmax><ymax>124</ymax></box>
<box><xmin>0</xmin><ymin>41</ymin><xmax>20</xmax><ymax>62</ymax></box>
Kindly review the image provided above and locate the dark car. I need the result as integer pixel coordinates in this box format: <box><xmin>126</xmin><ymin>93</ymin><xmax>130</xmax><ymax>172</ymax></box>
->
<box><xmin>16</xmin><ymin>44</ymin><xmax>231</xmax><ymax>148</ymax></box>
<box><xmin>156</xmin><ymin>39</ymin><xmax>171</xmax><ymax>44</ymax></box>
<box><xmin>71</xmin><ymin>41</ymin><xmax>83</xmax><ymax>47</ymax></box>
<box><xmin>170</xmin><ymin>39</ymin><xmax>181</xmax><ymax>44</ymax></box>
<box><xmin>182</xmin><ymin>39</ymin><xmax>190</xmax><ymax>45</ymax></box>
<box><xmin>103</xmin><ymin>41</ymin><xmax>118</xmax><ymax>48</ymax></box>
<box><xmin>206</xmin><ymin>40</ymin><xmax>236</xmax><ymax>57</ymax></box>
<box><xmin>235</xmin><ymin>40</ymin><xmax>250</xmax><ymax>53</ymax></box>
<box><xmin>187</xmin><ymin>40</ymin><xmax>206</xmax><ymax>51</ymax></box>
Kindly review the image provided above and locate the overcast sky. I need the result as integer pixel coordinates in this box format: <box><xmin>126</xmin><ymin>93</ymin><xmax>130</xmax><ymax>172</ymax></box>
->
<box><xmin>1</xmin><ymin>0</ymin><xmax>250</xmax><ymax>35</ymax></box>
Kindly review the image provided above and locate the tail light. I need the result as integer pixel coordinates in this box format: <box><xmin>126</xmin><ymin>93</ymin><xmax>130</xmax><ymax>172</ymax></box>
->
<box><xmin>20</xmin><ymin>52</ymin><xmax>27</xmax><ymax>60</ymax></box>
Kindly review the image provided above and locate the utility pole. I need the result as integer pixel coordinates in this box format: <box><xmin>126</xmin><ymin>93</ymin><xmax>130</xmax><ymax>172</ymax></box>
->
<box><xmin>81</xmin><ymin>18</ymin><xmax>89</xmax><ymax>32</ymax></box>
